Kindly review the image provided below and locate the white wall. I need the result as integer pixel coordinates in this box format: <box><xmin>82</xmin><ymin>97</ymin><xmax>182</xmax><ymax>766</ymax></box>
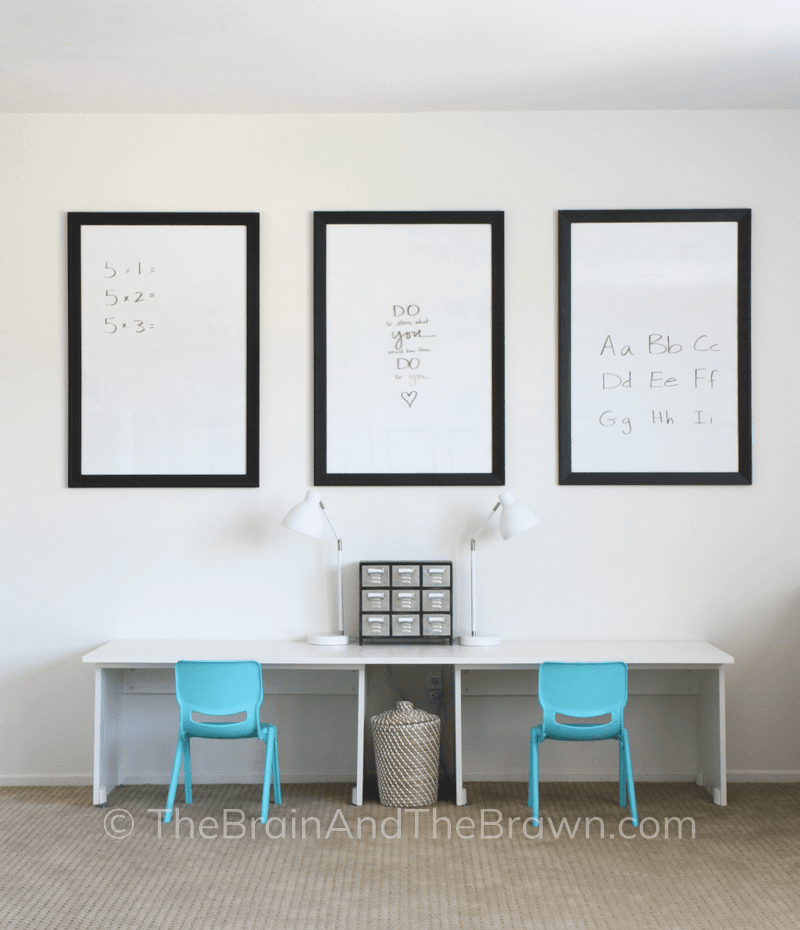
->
<box><xmin>1</xmin><ymin>111</ymin><xmax>799</xmax><ymax>784</ymax></box>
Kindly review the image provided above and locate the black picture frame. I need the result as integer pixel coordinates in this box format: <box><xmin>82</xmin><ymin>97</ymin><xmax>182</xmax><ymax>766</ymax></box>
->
<box><xmin>558</xmin><ymin>208</ymin><xmax>751</xmax><ymax>485</ymax></box>
<box><xmin>314</xmin><ymin>211</ymin><xmax>505</xmax><ymax>486</ymax></box>
<box><xmin>68</xmin><ymin>212</ymin><xmax>259</xmax><ymax>487</ymax></box>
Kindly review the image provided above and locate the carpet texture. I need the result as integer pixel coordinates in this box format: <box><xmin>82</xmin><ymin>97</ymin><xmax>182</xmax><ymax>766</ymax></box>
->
<box><xmin>1</xmin><ymin>782</ymin><xmax>798</xmax><ymax>929</ymax></box>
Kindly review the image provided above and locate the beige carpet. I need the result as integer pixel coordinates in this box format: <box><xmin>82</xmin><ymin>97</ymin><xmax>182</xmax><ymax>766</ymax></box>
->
<box><xmin>1</xmin><ymin>782</ymin><xmax>798</xmax><ymax>929</ymax></box>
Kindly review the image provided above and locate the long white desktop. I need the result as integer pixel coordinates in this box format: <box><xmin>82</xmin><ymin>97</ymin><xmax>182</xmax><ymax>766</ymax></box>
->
<box><xmin>82</xmin><ymin>639</ymin><xmax>733</xmax><ymax>808</ymax></box>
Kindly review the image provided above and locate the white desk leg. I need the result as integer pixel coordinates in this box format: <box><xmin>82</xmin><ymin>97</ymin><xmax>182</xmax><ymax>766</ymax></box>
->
<box><xmin>351</xmin><ymin>666</ymin><xmax>366</xmax><ymax>806</ymax></box>
<box><xmin>697</xmin><ymin>667</ymin><xmax>727</xmax><ymax>806</ymax></box>
<box><xmin>454</xmin><ymin>666</ymin><xmax>467</xmax><ymax>806</ymax></box>
<box><xmin>93</xmin><ymin>667</ymin><xmax>123</xmax><ymax>806</ymax></box>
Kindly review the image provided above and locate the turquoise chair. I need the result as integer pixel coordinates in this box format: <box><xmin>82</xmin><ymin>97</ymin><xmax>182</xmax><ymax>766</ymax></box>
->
<box><xmin>164</xmin><ymin>660</ymin><xmax>281</xmax><ymax>824</ymax></box>
<box><xmin>529</xmin><ymin>661</ymin><xmax>638</xmax><ymax>826</ymax></box>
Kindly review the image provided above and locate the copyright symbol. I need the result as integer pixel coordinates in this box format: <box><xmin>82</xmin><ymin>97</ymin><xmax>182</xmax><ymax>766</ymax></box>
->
<box><xmin>103</xmin><ymin>808</ymin><xmax>134</xmax><ymax>839</ymax></box>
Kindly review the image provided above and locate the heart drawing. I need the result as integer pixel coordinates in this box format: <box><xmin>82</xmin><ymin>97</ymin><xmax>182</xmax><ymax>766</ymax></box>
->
<box><xmin>401</xmin><ymin>391</ymin><xmax>418</xmax><ymax>407</ymax></box>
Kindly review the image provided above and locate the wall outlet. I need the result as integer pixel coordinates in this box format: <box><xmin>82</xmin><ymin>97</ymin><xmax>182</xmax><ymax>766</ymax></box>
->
<box><xmin>426</xmin><ymin>671</ymin><xmax>443</xmax><ymax>703</ymax></box>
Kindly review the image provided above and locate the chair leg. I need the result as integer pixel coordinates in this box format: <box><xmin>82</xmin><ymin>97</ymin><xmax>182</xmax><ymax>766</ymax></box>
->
<box><xmin>272</xmin><ymin>735</ymin><xmax>282</xmax><ymax>805</ymax></box>
<box><xmin>261</xmin><ymin>734</ymin><xmax>275</xmax><ymax>824</ymax></box>
<box><xmin>528</xmin><ymin>731</ymin><xmax>534</xmax><ymax>807</ymax></box>
<box><xmin>164</xmin><ymin>736</ymin><xmax>184</xmax><ymax>824</ymax></box>
<box><xmin>620</xmin><ymin>729</ymin><xmax>638</xmax><ymax>826</ymax></box>
<box><xmin>529</xmin><ymin>732</ymin><xmax>540</xmax><ymax>825</ymax></box>
<box><xmin>183</xmin><ymin>738</ymin><xmax>192</xmax><ymax>805</ymax></box>
<box><xmin>619</xmin><ymin>739</ymin><xmax>627</xmax><ymax>807</ymax></box>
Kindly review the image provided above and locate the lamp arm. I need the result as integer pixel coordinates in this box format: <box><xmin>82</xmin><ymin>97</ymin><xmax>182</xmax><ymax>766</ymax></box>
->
<box><xmin>471</xmin><ymin>502</ymin><xmax>501</xmax><ymax>548</ymax></box>
<box><xmin>319</xmin><ymin>501</ymin><xmax>340</xmax><ymax>542</ymax></box>
<box><xmin>319</xmin><ymin>502</ymin><xmax>344</xmax><ymax>637</ymax></box>
<box><xmin>469</xmin><ymin>502</ymin><xmax>501</xmax><ymax>639</ymax></box>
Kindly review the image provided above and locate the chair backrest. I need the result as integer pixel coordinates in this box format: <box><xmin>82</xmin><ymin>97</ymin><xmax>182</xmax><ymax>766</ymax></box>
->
<box><xmin>175</xmin><ymin>660</ymin><xmax>263</xmax><ymax>740</ymax></box>
<box><xmin>538</xmin><ymin>661</ymin><xmax>628</xmax><ymax>741</ymax></box>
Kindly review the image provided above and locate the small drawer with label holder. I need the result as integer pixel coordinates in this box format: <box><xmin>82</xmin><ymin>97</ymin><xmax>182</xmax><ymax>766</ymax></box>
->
<box><xmin>391</xmin><ymin>614</ymin><xmax>420</xmax><ymax>636</ymax></box>
<box><xmin>392</xmin><ymin>565</ymin><xmax>420</xmax><ymax>586</ymax></box>
<box><xmin>423</xmin><ymin>614</ymin><xmax>451</xmax><ymax>637</ymax></box>
<box><xmin>392</xmin><ymin>589</ymin><xmax>420</xmax><ymax>612</ymax></box>
<box><xmin>362</xmin><ymin>565</ymin><xmax>390</xmax><ymax>586</ymax></box>
<box><xmin>361</xmin><ymin>589</ymin><xmax>389</xmax><ymax>612</ymax></box>
<box><xmin>422</xmin><ymin>565</ymin><xmax>451</xmax><ymax>587</ymax></box>
<box><xmin>362</xmin><ymin>614</ymin><xmax>390</xmax><ymax>637</ymax></box>
<box><xmin>422</xmin><ymin>589</ymin><xmax>450</xmax><ymax>612</ymax></box>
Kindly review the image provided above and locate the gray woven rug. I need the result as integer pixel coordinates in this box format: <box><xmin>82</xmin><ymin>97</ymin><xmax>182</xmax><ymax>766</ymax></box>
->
<box><xmin>1</xmin><ymin>782</ymin><xmax>798</xmax><ymax>929</ymax></box>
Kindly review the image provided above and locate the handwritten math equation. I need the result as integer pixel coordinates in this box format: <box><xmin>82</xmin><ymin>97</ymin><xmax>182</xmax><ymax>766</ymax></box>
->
<box><xmin>595</xmin><ymin>332</ymin><xmax>726</xmax><ymax>435</ymax></box>
<box><xmin>386</xmin><ymin>304</ymin><xmax>436</xmax><ymax>407</ymax></box>
<box><xmin>98</xmin><ymin>260</ymin><xmax>157</xmax><ymax>334</ymax></box>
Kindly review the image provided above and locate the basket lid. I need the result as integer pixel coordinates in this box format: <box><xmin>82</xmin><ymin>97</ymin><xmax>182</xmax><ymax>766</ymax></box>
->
<box><xmin>371</xmin><ymin>700</ymin><xmax>438</xmax><ymax>726</ymax></box>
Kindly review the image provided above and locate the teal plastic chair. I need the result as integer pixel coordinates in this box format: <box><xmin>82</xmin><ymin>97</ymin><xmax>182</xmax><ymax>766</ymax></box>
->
<box><xmin>164</xmin><ymin>660</ymin><xmax>281</xmax><ymax>824</ymax></box>
<box><xmin>529</xmin><ymin>661</ymin><xmax>638</xmax><ymax>826</ymax></box>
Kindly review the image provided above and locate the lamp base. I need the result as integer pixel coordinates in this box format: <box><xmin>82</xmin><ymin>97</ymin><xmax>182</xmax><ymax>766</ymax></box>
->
<box><xmin>307</xmin><ymin>633</ymin><xmax>350</xmax><ymax>646</ymax></box>
<box><xmin>459</xmin><ymin>634</ymin><xmax>502</xmax><ymax>647</ymax></box>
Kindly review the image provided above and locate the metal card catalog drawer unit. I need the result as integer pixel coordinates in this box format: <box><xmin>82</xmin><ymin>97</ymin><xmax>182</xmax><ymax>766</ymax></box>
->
<box><xmin>360</xmin><ymin>561</ymin><xmax>453</xmax><ymax>645</ymax></box>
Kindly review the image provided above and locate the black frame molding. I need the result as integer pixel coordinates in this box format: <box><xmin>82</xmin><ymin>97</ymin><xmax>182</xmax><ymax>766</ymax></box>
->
<box><xmin>68</xmin><ymin>212</ymin><xmax>260</xmax><ymax>488</ymax></box>
<box><xmin>558</xmin><ymin>208</ymin><xmax>752</xmax><ymax>485</ymax></box>
<box><xmin>314</xmin><ymin>210</ymin><xmax>505</xmax><ymax>486</ymax></box>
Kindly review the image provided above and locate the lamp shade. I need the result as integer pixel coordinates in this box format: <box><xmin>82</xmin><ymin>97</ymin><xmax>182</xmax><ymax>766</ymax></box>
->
<box><xmin>497</xmin><ymin>491</ymin><xmax>540</xmax><ymax>540</ymax></box>
<box><xmin>281</xmin><ymin>490</ymin><xmax>324</xmax><ymax>538</ymax></box>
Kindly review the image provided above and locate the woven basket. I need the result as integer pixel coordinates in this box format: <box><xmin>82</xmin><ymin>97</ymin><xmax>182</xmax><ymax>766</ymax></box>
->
<box><xmin>371</xmin><ymin>701</ymin><xmax>441</xmax><ymax>807</ymax></box>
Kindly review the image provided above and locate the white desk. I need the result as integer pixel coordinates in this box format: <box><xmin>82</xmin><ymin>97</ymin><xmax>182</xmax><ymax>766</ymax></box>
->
<box><xmin>82</xmin><ymin>639</ymin><xmax>733</xmax><ymax>808</ymax></box>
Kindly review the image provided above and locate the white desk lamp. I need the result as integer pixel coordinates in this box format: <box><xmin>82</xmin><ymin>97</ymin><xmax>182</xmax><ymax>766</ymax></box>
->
<box><xmin>282</xmin><ymin>490</ymin><xmax>349</xmax><ymax>646</ymax></box>
<box><xmin>459</xmin><ymin>491</ymin><xmax>540</xmax><ymax>647</ymax></box>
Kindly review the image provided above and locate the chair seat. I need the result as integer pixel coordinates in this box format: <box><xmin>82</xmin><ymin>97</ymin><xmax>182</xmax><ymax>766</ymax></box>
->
<box><xmin>257</xmin><ymin>722</ymin><xmax>277</xmax><ymax>741</ymax></box>
<box><xmin>183</xmin><ymin>719</ymin><xmax>277</xmax><ymax>740</ymax></box>
<box><xmin>532</xmin><ymin>720</ymin><xmax>622</xmax><ymax>741</ymax></box>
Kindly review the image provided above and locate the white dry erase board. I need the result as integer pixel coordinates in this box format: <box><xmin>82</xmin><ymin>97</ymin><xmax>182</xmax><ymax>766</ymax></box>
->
<box><xmin>558</xmin><ymin>209</ymin><xmax>751</xmax><ymax>485</ymax></box>
<box><xmin>67</xmin><ymin>213</ymin><xmax>259</xmax><ymax>487</ymax></box>
<box><xmin>313</xmin><ymin>212</ymin><xmax>505</xmax><ymax>486</ymax></box>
